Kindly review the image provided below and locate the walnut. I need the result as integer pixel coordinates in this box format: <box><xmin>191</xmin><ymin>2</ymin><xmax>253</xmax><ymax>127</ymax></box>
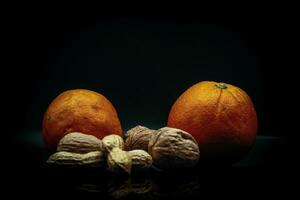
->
<box><xmin>127</xmin><ymin>150</ymin><xmax>152</xmax><ymax>171</ymax></box>
<box><xmin>102</xmin><ymin>134</ymin><xmax>124</xmax><ymax>153</ymax></box>
<box><xmin>148</xmin><ymin>127</ymin><xmax>200</xmax><ymax>169</ymax></box>
<box><xmin>107</xmin><ymin>148</ymin><xmax>132</xmax><ymax>174</ymax></box>
<box><xmin>124</xmin><ymin>125</ymin><xmax>157</xmax><ymax>152</ymax></box>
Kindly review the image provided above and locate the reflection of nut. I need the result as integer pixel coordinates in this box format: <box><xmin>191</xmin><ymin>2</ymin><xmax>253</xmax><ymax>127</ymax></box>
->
<box><xmin>131</xmin><ymin>179</ymin><xmax>152</xmax><ymax>194</ymax></box>
<box><xmin>109</xmin><ymin>178</ymin><xmax>153</xmax><ymax>198</ymax></box>
<box><xmin>124</xmin><ymin>125</ymin><xmax>157</xmax><ymax>151</ymax></box>
<box><xmin>151</xmin><ymin>173</ymin><xmax>200</xmax><ymax>197</ymax></box>
<box><xmin>47</xmin><ymin>151</ymin><xmax>104</xmax><ymax>166</ymax></box>
<box><xmin>57</xmin><ymin>132</ymin><xmax>103</xmax><ymax>153</ymax></box>
<box><xmin>148</xmin><ymin>127</ymin><xmax>200</xmax><ymax>169</ymax></box>
<box><xmin>76</xmin><ymin>183</ymin><xmax>105</xmax><ymax>193</ymax></box>
<box><xmin>107</xmin><ymin>148</ymin><xmax>132</xmax><ymax>174</ymax></box>
<box><xmin>128</xmin><ymin>150</ymin><xmax>152</xmax><ymax>171</ymax></box>
<box><xmin>109</xmin><ymin>179</ymin><xmax>131</xmax><ymax>199</ymax></box>
<box><xmin>102</xmin><ymin>134</ymin><xmax>124</xmax><ymax>152</ymax></box>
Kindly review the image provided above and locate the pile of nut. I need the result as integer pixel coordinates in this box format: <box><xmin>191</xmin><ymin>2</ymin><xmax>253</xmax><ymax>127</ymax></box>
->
<box><xmin>47</xmin><ymin>126</ymin><xmax>200</xmax><ymax>174</ymax></box>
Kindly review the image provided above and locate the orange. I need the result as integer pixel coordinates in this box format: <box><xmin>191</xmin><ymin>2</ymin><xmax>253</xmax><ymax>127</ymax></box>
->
<box><xmin>167</xmin><ymin>81</ymin><xmax>257</xmax><ymax>163</ymax></box>
<box><xmin>42</xmin><ymin>89</ymin><xmax>122</xmax><ymax>150</ymax></box>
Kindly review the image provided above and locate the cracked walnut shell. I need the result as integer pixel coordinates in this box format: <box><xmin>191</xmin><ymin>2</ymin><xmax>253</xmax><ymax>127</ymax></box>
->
<box><xmin>148</xmin><ymin>127</ymin><xmax>200</xmax><ymax>169</ymax></box>
<box><xmin>124</xmin><ymin>125</ymin><xmax>157</xmax><ymax>152</ymax></box>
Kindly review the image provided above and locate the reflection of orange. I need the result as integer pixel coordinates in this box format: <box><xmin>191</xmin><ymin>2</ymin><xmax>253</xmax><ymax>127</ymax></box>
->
<box><xmin>168</xmin><ymin>81</ymin><xmax>257</xmax><ymax>162</ymax></box>
<box><xmin>43</xmin><ymin>89</ymin><xmax>122</xmax><ymax>150</ymax></box>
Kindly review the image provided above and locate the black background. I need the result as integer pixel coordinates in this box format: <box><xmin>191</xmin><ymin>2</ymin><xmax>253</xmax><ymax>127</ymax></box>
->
<box><xmin>5</xmin><ymin>8</ymin><xmax>296</xmax><ymax>197</ymax></box>
<box><xmin>7</xmin><ymin>12</ymin><xmax>294</xmax><ymax>137</ymax></box>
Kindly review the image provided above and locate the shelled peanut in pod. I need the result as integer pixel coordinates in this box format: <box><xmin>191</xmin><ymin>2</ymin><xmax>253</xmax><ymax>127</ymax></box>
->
<box><xmin>107</xmin><ymin>148</ymin><xmax>132</xmax><ymax>174</ymax></box>
<box><xmin>57</xmin><ymin>132</ymin><xmax>104</xmax><ymax>153</ymax></box>
<box><xmin>47</xmin><ymin>132</ymin><xmax>105</xmax><ymax>167</ymax></box>
<box><xmin>127</xmin><ymin>150</ymin><xmax>152</xmax><ymax>171</ymax></box>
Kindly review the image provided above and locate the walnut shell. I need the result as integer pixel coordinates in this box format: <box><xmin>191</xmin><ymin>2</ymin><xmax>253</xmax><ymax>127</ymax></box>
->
<box><xmin>102</xmin><ymin>134</ymin><xmax>124</xmax><ymax>153</ymax></box>
<box><xmin>127</xmin><ymin>150</ymin><xmax>152</xmax><ymax>170</ymax></box>
<box><xmin>57</xmin><ymin>132</ymin><xmax>103</xmax><ymax>153</ymax></box>
<box><xmin>148</xmin><ymin>127</ymin><xmax>200</xmax><ymax>169</ymax></box>
<box><xmin>124</xmin><ymin>125</ymin><xmax>157</xmax><ymax>151</ymax></box>
<box><xmin>107</xmin><ymin>148</ymin><xmax>132</xmax><ymax>174</ymax></box>
<box><xmin>47</xmin><ymin>151</ymin><xmax>104</xmax><ymax>166</ymax></box>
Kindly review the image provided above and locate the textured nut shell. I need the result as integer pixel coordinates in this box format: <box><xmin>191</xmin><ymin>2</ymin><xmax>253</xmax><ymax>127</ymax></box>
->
<box><xmin>128</xmin><ymin>150</ymin><xmax>152</xmax><ymax>170</ymax></box>
<box><xmin>103</xmin><ymin>134</ymin><xmax>124</xmax><ymax>152</ymax></box>
<box><xmin>107</xmin><ymin>148</ymin><xmax>132</xmax><ymax>174</ymax></box>
<box><xmin>148</xmin><ymin>127</ymin><xmax>200</xmax><ymax>169</ymax></box>
<box><xmin>125</xmin><ymin>125</ymin><xmax>149</xmax><ymax>136</ymax></box>
<box><xmin>57</xmin><ymin>132</ymin><xmax>103</xmax><ymax>153</ymax></box>
<box><xmin>47</xmin><ymin>151</ymin><xmax>104</xmax><ymax>166</ymax></box>
<box><xmin>124</xmin><ymin>125</ymin><xmax>157</xmax><ymax>151</ymax></box>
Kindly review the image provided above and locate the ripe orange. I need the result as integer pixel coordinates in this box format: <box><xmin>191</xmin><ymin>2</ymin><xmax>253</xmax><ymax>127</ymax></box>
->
<box><xmin>42</xmin><ymin>89</ymin><xmax>122</xmax><ymax>150</ymax></box>
<box><xmin>167</xmin><ymin>81</ymin><xmax>257</xmax><ymax>163</ymax></box>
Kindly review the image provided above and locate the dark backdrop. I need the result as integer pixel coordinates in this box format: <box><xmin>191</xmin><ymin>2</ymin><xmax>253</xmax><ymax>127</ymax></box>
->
<box><xmin>8</xmin><ymin>13</ymin><xmax>292</xmax><ymax>139</ymax></box>
<box><xmin>4</xmin><ymin>9</ymin><xmax>296</xmax><ymax>197</ymax></box>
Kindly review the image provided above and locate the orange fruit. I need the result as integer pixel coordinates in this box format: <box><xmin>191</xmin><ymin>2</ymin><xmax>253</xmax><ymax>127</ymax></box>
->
<box><xmin>42</xmin><ymin>89</ymin><xmax>122</xmax><ymax>150</ymax></box>
<box><xmin>167</xmin><ymin>81</ymin><xmax>257</xmax><ymax>163</ymax></box>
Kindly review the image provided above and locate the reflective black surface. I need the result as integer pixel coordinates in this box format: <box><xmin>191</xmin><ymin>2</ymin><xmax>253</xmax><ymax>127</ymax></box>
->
<box><xmin>8</xmin><ymin>131</ymin><xmax>293</xmax><ymax>197</ymax></box>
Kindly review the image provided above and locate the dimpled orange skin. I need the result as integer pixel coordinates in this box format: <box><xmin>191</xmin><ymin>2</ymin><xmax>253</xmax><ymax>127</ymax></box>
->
<box><xmin>167</xmin><ymin>81</ymin><xmax>258</xmax><ymax>163</ymax></box>
<box><xmin>42</xmin><ymin>89</ymin><xmax>122</xmax><ymax>150</ymax></box>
